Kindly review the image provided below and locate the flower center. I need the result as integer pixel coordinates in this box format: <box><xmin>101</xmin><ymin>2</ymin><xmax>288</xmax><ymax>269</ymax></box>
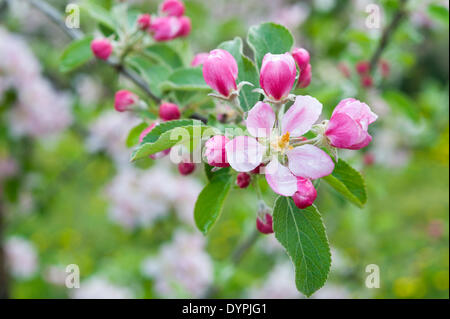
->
<box><xmin>270</xmin><ymin>131</ymin><xmax>292</xmax><ymax>153</ymax></box>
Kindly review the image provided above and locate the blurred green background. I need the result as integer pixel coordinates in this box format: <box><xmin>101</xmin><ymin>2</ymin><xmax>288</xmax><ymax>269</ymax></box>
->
<box><xmin>0</xmin><ymin>0</ymin><xmax>448</xmax><ymax>298</ymax></box>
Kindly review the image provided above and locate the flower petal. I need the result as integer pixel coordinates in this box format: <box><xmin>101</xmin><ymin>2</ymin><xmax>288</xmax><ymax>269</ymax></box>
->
<box><xmin>225</xmin><ymin>136</ymin><xmax>265</xmax><ymax>172</ymax></box>
<box><xmin>246</xmin><ymin>102</ymin><xmax>275</xmax><ymax>138</ymax></box>
<box><xmin>281</xmin><ymin>95</ymin><xmax>322</xmax><ymax>137</ymax></box>
<box><xmin>265</xmin><ymin>158</ymin><xmax>298</xmax><ymax>196</ymax></box>
<box><xmin>286</xmin><ymin>144</ymin><xmax>334</xmax><ymax>179</ymax></box>
<box><xmin>325</xmin><ymin>113</ymin><xmax>366</xmax><ymax>148</ymax></box>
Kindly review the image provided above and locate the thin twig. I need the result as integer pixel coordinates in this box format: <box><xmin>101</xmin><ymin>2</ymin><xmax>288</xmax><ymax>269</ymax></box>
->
<box><xmin>369</xmin><ymin>0</ymin><xmax>409</xmax><ymax>72</ymax></box>
<box><xmin>28</xmin><ymin>0</ymin><xmax>162</xmax><ymax>103</ymax></box>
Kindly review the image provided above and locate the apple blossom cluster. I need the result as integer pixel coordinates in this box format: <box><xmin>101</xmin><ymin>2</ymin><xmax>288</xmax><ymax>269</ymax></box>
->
<box><xmin>4</xmin><ymin>236</ymin><xmax>38</xmax><ymax>279</ymax></box>
<box><xmin>141</xmin><ymin>230</ymin><xmax>213</xmax><ymax>298</ymax></box>
<box><xmin>338</xmin><ymin>59</ymin><xmax>390</xmax><ymax>88</ymax></box>
<box><xmin>200</xmin><ymin>47</ymin><xmax>377</xmax><ymax>233</ymax></box>
<box><xmin>90</xmin><ymin>0</ymin><xmax>191</xmax><ymax>61</ymax></box>
<box><xmin>106</xmin><ymin>163</ymin><xmax>202</xmax><ymax>229</ymax></box>
<box><xmin>0</xmin><ymin>28</ymin><xmax>73</xmax><ymax>138</ymax></box>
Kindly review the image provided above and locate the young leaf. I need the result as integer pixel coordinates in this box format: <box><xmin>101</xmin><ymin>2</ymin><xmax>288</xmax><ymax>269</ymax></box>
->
<box><xmin>127</xmin><ymin>56</ymin><xmax>171</xmax><ymax>98</ymax></box>
<box><xmin>323</xmin><ymin>159</ymin><xmax>367</xmax><ymax>208</ymax></box>
<box><xmin>80</xmin><ymin>2</ymin><xmax>116</xmax><ymax>31</ymax></box>
<box><xmin>218</xmin><ymin>37</ymin><xmax>260</xmax><ymax>111</ymax></box>
<box><xmin>131</xmin><ymin>120</ymin><xmax>217</xmax><ymax>161</ymax></box>
<box><xmin>247</xmin><ymin>22</ymin><xmax>294</xmax><ymax>68</ymax></box>
<box><xmin>126</xmin><ymin>122</ymin><xmax>149</xmax><ymax>148</ymax></box>
<box><xmin>273</xmin><ymin>197</ymin><xmax>331</xmax><ymax>297</ymax></box>
<box><xmin>59</xmin><ymin>36</ymin><xmax>94</xmax><ymax>73</ymax></box>
<box><xmin>144</xmin><ymin>44</ymin><xmax>184</xmax><ymax>70</ymax></box>
<box><xmin>194</xmin><ymin>174</ymin><xmax>234</xmax><ymax>235</ymax></box>
<box><xmin>160</xmin><ymin>67</ymin><xmax>211</xmax><ymax>92</ymax></box>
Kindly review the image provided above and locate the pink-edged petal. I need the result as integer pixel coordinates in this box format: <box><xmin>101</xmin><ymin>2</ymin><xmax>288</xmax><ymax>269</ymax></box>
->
<box><xmin>347</xmin><ymin>134</ymin><xmax>372</xmax><ymax>150</ymax></box>
<box><xmin>265</xmin><ymin>158</ymin><xmax>297</xmax><ymax>196</ymax></box>
<box><xmin>325</xmin><ymin>113</ymin><xmax>365</xmax><ymax>148</ymax></box>
<box><xmin>281</xmin><ymin>95</ymin><xmax>322</xmax><ymax>137</ymax></box>
<box><xmin>225</xmin><ymin>136</ymin><xmax>265</xmax><ymax>172</ymax></box>
<box><xmin>286</xmin><ymin>144</ymin><xmax>334</xmax><ymax>179</ymax></box>
<box><xmin>332</xmin><ymin>98</ymin><xmax>378</xmax><ymax>130</ymax></box>
<box><xmin>246</xmin><ymin>102</ymin><xmax>276</xmax><ymax>138</ymax></box>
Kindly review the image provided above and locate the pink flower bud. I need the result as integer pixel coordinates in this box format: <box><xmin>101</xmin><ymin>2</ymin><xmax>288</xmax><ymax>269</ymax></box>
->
<box><xmin>139</xmin><ymin>124</ymin><xmax>170</xmax><ymax>159</ymax></box>
<box><xmin>159</xmin><ymin>102</ymin><xmax>181</xmax><ymax>121</ymax></box>
<box><xmin>149</xmin><ymin>16</ymin><xmax>182</xmax><ymax>42</ymax></box>
<box><xmin>292</xmin><ymin>48</ymin><xmax>310</xmax><ymax>70</ymax></box>
<box><xmin>292</xmin><ymin>177</ymin><xmax>317</xmax><ymax>209</ymax></box>
<box><xmin>114</xmin><ymin>90</ymin><xmax>139</xmax><ymax>112</ymax></box>
<box><xmin>204</xmin><ymin>135</ymin><xmax>230</xmax><ymax>167</ymax></box>
<box><xmin>191</xmin><ymin>53</ymin><xmax>209</xmax><ymax>67</ymax></box>
<box><xmin>160</xmin><ymin>0</ymin><xmax>185</xmax><ymax>17</ymax></box>
<box><xmin>202</xmin><ymin>49</ymin><xmax>238</xmax><ymax>97</ymax></box>
<box><xmin>91</xmin><ymin>39</ymin><xmax>112</xmax><ymax>60</ymax></box>
<box><xmin>256</xmin><ymin>213</ymin><xmax>273</xmax><ymax>234</ymax></box>
<box><xmin>361</xmin><ymin>75</ymin><xmax>373</xmax><ymax>88</ymax></box>
<box><xmin>176</xmin><ymin>16</ymin><xmax>191</xmax><ymax>37</ymax></box>
<box><xmin>363</xmin><ymin>152</ymin><xmax>375</xmax><ymax>166</ymax></box>
<box><xmin>325</xmin><ymin>98</ymin><xmax>378</xmax><ymax>150</ymax></box>
<box><xmin>236</xmin><ymin>172</ymin><xmax>251</xmax><ymax>188</ymax></box>
<box><xmin>137</xmin><ymin>14</ymin><xmax>152</xmax><ymax>30</ymax></box>
<box><xmin>260</xmin><ymin>53</ymin><xmax>297</xmax><ymax>101</ymax></box>
<box><xmin>297</xmin><ymin>63</ymin><xmax>312</xmax><ymax>88</ymax></box>
<box><xmin>356</xmin><ymin>61</ymin><xmax>370</xmax><ymax>75</ymax></box>
<box><xmin>178</xmin><ymin>162</ymin><xmax>196</xmax><ymax>175</ymax></box>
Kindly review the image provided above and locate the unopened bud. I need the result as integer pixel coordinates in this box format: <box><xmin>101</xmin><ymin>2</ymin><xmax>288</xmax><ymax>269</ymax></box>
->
<box><xmin>236</xmin><ymin>172</ymin><xmax>251</xmax><ymax>188</ymax></box>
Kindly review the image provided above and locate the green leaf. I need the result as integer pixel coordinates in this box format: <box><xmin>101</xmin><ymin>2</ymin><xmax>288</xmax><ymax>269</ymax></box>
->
<box><xmin>160</xmin><ymin>67</ymin><xmax>211</xmax><ymax>92</ymax></box>
<box><xmin>144</xmin><ymin>44</ymin><xmax>184</xmax><ymax>70</ymax></box>
<box><xmin>428</xmin><ymin>4</ymin><xmax>449</xmax><ymax>25</ymax></box>
<box><xmin>131</xmin><ymin>120</ymin><xmax>217</xmax><ymax>161</ymax></box>
<box><xmin>218</xmin><ymin>37</ymin><xmax>260</xmax><ymax>111</ymax></box>
<box><xmin>59</xmin><ymin>36</ymin><xmax>93</xmax><ymax>73</ymax></box>
<box><xmin>194</xmin><ymin>174</ymin><xmax>234</xmax><ymax>234</ymax></box>
<box><xmin>81</xmin><ymin>2</ymin><xmax>116</xmax><ymax>31</ymax></box>
<box><xmin>204</xmin><ymin>164</ymin><xmax>231</xmax><ymax>181</ymax></box>
<box><xmin>127</xmin><ymin>56</ymin><xmax>171</xmax><ymax>98</ymax></box>
<box><xmin>126</xmin><ymin>122</ymin><xmax>148</xmax><ymax>148</ymax></box>
<box><xmin>273</xmin><ymin>197</ymin><xmax>331</xmax><ymax>297</ymax></box>
<box><xmin>247</xmin><ymin>22</ymin><xmax>294</xmax><ymax>68</ymax></box>
<box><xmin>382</xmin><ymin>90</ymin><xmax>420</xmax><ymax>122</ymax></box>
<box><xmin>323</xmin><ymin>159</ymin><xmax>367</xmax><ymax>208</ymax></box>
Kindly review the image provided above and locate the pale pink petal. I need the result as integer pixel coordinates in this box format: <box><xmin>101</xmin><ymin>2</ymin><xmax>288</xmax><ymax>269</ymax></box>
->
<box><xmin>286</xmin><ymin>144</ymin><xmax>334</xmax><ymax>179</ymax></box>
<box><xmin>225</xmin><ymin>136</ymin><xmax>265</xmax><ymax>172</ymax></box>
<box><xmin>246</xmin><ymin>102</ymin><xmax>275</xmax><ymax>138</ymax></box>
<box><xmin>332</xmin><ymin>98</ymin><xmax>377</xmax><ymax>130</ymax></box>
<box><xmin>281</xmin><ymin>95</ymin><xmax>322</xmax><ymax>137</ymax></box>
<box><xmin>264</xmin><ymin>158</ymin><xmax>297</xmax><ymax>196</ymax></box>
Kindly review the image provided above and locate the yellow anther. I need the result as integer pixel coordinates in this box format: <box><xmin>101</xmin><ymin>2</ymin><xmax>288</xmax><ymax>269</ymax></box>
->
<box><xmin>278</xmin><ymin>132</ymin><xmax>290</xmax><ymax>149</ymax></box>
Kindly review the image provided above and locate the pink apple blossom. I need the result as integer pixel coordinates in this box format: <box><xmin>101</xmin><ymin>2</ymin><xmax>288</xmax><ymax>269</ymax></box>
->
<box><xmin>204</xmin><ymin>135</ymin><xmax>230</xmax><ymax>167</ymax></box>
<box><xmin>149</xmin><ymin>16</ymin><xmax>182</xmax><ymax>41</ymax></box>
<box><xmin>178</xmin><ymin>162</ymin><xmax>196</xmax><ymax>175</ymax></box>
<box><xmin>91</xmin><ymin>38</ymin><xmax>112</xmax><ymax>60</ymax></box>
<box><xmin>325</xmin><ymin>98</ymin><xmax>378</xmax><ymax>150</ymax></box>
<box><xmin>160</xmin><ymin>0</ymin><xmax>185</xmax><ymax>17</ymax></box>
<box><xmin>292</xmin><ymin>177</ymin><xmax>317</xmax><ymax>209</ymax></box>
<box><xmin>137</xmin><ymin>14</ymin><xmax>152</xmax><ymax>30</ymax></box>
<box><xmin>159</xmin><ymin>102</ymin><xmax>181</xmax><ymax>121</ymax></box>
<box><xmin>292</xmin><ymin>48</ymin><xmax>310</xmax><ymax>70</ymax></box>
<box><xmin>297</xmin><ymin>63</ymin><xmax>312</xmax><ymax>88</ymax></box>
<box><xmin>176</xmin><ymin>16</ymin><xmax>191</xmax><ymax>37</ymax></box>
<box><xmin>260</xmin><ymin>53</ymin><xmax>297</xmax><ymax>101</ymax></box>
<box><xmin>225</xmin><ymin>96</ymin><xmax>334</xmax><ymax>197</ymax></box>
<box><xmin>114</xmin><ymin>90</ymin><xmax>138</xmax><ymax>112</ymax></box>
<box><xmin>256</xmin><ymin>213</ymin><xmax>274</xmax><ymax>234</ymax></box>
<box><xmin>202</xmin><ymin>49</ymin><xmax>238</xmax><ymax>97</ymax></box>
<box><xmin>236</xmin><ymin>172</ymin><xmax>251</xmax><ymax>188</ymax></box>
